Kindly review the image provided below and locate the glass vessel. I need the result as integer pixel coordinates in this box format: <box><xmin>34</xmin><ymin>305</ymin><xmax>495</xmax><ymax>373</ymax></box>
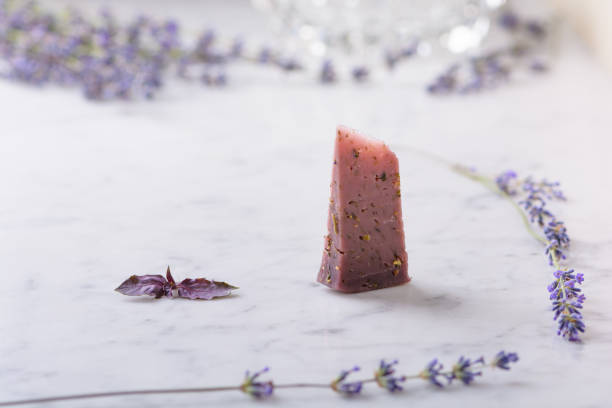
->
<box><xmin>251</xmin><ymin>0</ymin><xmax>506</xmax><ymax>67</ymax></box>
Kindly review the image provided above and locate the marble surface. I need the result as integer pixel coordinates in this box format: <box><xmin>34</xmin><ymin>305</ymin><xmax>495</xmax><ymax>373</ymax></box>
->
<box><xmin>1</xmin><ymin>2</ymin><xmax>612</xmax><ymax>407</ymax></box>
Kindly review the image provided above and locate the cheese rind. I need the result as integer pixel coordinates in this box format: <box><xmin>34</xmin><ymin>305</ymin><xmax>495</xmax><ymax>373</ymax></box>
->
<box><xmin>317</xmin><ymin>126</ymin><xmax>409</xmax><ymax>293</ymax></box>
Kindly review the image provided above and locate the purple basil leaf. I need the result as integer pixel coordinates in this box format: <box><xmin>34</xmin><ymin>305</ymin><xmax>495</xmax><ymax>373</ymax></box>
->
<box><xmin>115</xmin><ymin>275</ymin><xmax>168</xmax><ymax>298</ymax></box>
<box><xmin>177</xmin><ymin>278</ymin><xmax>238</xmax><ymax>300</ymax></box>
<box><xmin>166</xmin><ymin>266</ymin><xmax>176</xmax><ymax>286</ymax></box>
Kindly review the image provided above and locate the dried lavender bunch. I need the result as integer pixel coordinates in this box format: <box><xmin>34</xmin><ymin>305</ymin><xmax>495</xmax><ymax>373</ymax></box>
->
<box><xmin>1</xmin><ymin>1</ymin><xmax>551</xmax><ymax>100</ymax></box>
<box><xmin>455</xmin><ymin>166</ymin><xmax>585</xmax><ymax>342</ymax></box>
<box><xmin>0</xmin><ymin>351</ymin><xmax>518</xmax><ymax>406</ymax></box>
<box><xmin>0</xmin><ymin>0</ymin><xmax>375</xmax><ymax>99</ymax></box>
<box><xmin>427</xmin><ymin>10</ymin><xmax>550</xmax><ymax>95</ymax></box>
<box><xmin>0</xmin><ymin>0</ymin><xmax>183</xmax><ymax>99</ymax></box>
<box><xmin>0</xmin><ymin>0</ymin><xmax>305</xmax><ymax>100</ymax></box>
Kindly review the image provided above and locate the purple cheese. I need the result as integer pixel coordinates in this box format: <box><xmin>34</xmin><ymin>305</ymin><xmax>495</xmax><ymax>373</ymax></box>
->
<box><xmin>317</xmin><ymin>126</ymin><xmax>410</xmax><ymax>293</ymax></box>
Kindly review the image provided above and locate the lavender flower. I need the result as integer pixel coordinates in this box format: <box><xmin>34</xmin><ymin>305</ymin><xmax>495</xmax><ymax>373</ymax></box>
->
<box><xmin>552</xmin><ymin>298</ymin><xmax>583</xmax><ymax>318</ymax></box>
<box><xmin>499</xmin><ymin>12</ymin><xmax>520</xmax><ymax>31</ymax></box>
<box><xmin>419</xmin><ymin>358</ymin><xmax>447</xmax><ymax>387</ymax></box>
<box><xmin>496</xmin><ymin>170</ymin><xmax>518</xmax><ymax>195</ymax></box>
<box><xmin>385</xmin><ymin>50</ymin><xmax>399</xmax><ymax>70</ymax></box>
<box><xmin>427</xmin><ymin>64</ymin><xmax>458</xmax><ymax>94</ymax></box>
<box><xmin>330</xmin><ymin>366</ymin><xmax>362</xmax><ymax>395</ymax></box>
<box><xmin>428</xmin><ymin>53</ymin><xmax>512</xmax><ymax>95</ymax></box>
<box><xmin>229</xmin><ymin>37</ymin><xmax>244</xmax><ymax>58</ymax></box>
<box><xmin>545</xmin><ymin>221</ymin><xmax>570</xmax><ymax>251</ymax></box>
<box><xmin>449</xmin><ymin>356</ymin><xmax>484</xmax><ymax>385</ymax></box>
<box><xmin>526</xmin><ymin>21</ymin><xmax>546</xmax><ymax>38</ymax></box>
<box><xmin>384</xmin><ymin>42</ymin><xmax>417</xmax><ymax>69</ymax></box>
<box><xmin>558</xmin><ymin>313</ymin><xmax>585</xmax><ymax>342</ymax></box>
<box><xmin>320</xmin><ymin>59</ymin><xmax>336</xmax><ymax>83</ymax></box>
<box><xmin>549</xmin><ymin>269</ymin><xmax>585</xmax><ymax>341</ymax></box>
<box><xmin>351</xmin><ymin>66</ymin><xmax>369</xmax><ymax>82</ymax></box>
<box><xmin>374</xmin><ymin>360</ymin><xmax>406</xmax><ymax>392</ymax></box>
<box><xmin>530</xmin><ymin>59</ymin><xmax>548</xmax><ymax>72</ymax></box>
<box><xmin>528</xmin><ymin>203</ymin><xmax>553</xmax><ymax>226</ymax></box>
<box><xmin>519</xmin><ymin>178</ymin><xmax>565</xmax><ymax>227</ymax></box>
<box><xmin>201</xmin><ymin>68</ymin><xmax>227</xmax><ymax>86</ymax></box>
<box><xmin>240</xmin><ymin>367</ymin><xmax>274</xmax><ymax>398</ymax></box>
<box><xmin>275</xmin><ymin>57</ymin><xmax>302</xmax><ymax>72</ymax></box>
<box><xmin>522</xmin><ymin>177</ymin><xmax>566</xmax><ymax>200</ymax></box>
<box><xmin>194</xmin><ymin>30</ymin><xmax>218</xmax><ymax>61</ymax></box>
<box><xmin>490</xmin><ymin>351</ymin><xmax>519</xmax><ymax>370</ymax></box>
<box><xmin>520</xmin><ymin>192</ymin><xmax>543</xmax><ymax>210</ymax></box>
<box><xmin>546</xmin><ymin>242</ymin><xmax>566</xmax><ymax>266</ymax></box>
<box><xmin>257</xmin><ymin>47</ymin><xmax>272</xmax><ymax>64</ymax></box>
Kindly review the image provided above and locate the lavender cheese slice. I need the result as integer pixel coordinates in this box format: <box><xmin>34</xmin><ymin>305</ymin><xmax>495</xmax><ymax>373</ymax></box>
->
<box><xmin>317</xmin><ymin>126</ymin><xmax>409</xmax><ymax>293</ymax></box>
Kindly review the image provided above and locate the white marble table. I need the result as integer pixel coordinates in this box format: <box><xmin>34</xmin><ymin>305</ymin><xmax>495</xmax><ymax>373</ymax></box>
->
<box><xmin>1</xmin><ymin>2</ymin><xmax>612</xmax><ymax>407</ymax></box>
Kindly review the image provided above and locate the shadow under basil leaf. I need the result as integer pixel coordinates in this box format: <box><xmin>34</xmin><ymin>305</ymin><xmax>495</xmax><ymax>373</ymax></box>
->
<box><xmin>118</xmin><ymin>293</ymin><xmax>240</xmax><ymax>302</ymax></box>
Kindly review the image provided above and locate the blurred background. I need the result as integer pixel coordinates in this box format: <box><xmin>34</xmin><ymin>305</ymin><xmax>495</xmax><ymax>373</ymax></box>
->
<box><xmin>1</xmin><ymin>0</ymin><xmax>611</xmax><ymax>97</ymax></box>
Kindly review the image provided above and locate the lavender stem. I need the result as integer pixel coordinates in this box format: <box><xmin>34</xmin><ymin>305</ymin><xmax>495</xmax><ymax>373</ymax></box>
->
<box><xmin>451</xmin><ymin>165</ymin><xmax>548</xmax><ymax>244</ymax></box>
<box><xmin>0</xmin><ymin>386</ymin><xmax>241</xmax><ymax>407</ymax></box>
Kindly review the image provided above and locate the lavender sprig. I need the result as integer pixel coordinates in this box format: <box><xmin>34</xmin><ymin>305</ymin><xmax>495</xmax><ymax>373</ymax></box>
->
<box><xmin>427</xmin><ymin>10</ymin><xmax>550</xmax><ymax>95</ymax></box>
<box><xmin>0</xmin><ymin>352</ymin><xmax>519</xmax><ymax>406</ymax></box>
<box><xmin>449</xmin><ymin>356</ymin><xmax>484</xmax><ymax>385</ymax></box>
<box><xmin>400</xmin><ymin>145</ymin><xmax>586</xmax><ymax>342</ymax></box>
<box><xmin>418</xmin><ymin>358</ymin><xmax>447</xmax><ymax>387</ymax></box>
<box><xmin>452</xmin><ymin>164</ymin><xmax>585</xmax><ymax>342</ymax></box>
<box><xmin>319</xmin><ymin>59</ymin><xmax>337</xmax><ymax>84</ymax></box>
<box><xmin>240</xmin><ymin>367</ymin><xmax>274</xmax><ymax>398</ymax></box>
<box><xmin>330</xmin><ymin>366</ymin><xmax>363</xmax><ymax>395</ymax></box>
<box><xmin>496</xmin><ymin>170</ymin><xmax>584</xmax><ymax>341</ymax></box>
<box><xmin>374</xmin><ymin>360</ymin><xmax>406</xmax><ymax>392</ymax></box>
<box><xmin>385</xmin><ymin>42</ymin><xmax>418</xmax><ymax>69</ymax></box>
<box><xmin>490</xmin><ymin>351</ymin><xmax>519</xmax><ymax>370</ymax></box>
